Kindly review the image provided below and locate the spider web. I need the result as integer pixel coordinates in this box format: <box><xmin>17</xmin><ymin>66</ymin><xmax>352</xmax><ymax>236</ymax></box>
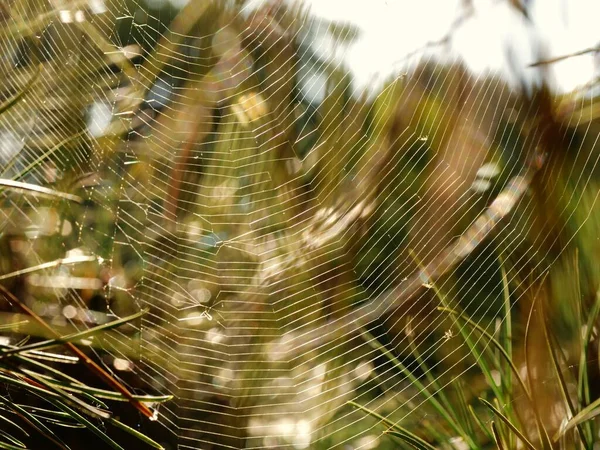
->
<box><xmin>1</xmin><ymin>0</ymin><xmax>599</xmax><ymax>449</ymax></box>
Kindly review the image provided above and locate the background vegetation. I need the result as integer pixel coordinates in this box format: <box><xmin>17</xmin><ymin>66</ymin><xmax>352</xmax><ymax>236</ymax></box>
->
<box><xmin>0</xmin><ymin>0</ymin><xmax>599</xmax><ymax>449</ymax></box>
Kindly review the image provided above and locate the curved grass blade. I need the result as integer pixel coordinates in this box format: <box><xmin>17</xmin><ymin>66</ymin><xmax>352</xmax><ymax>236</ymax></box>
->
<box><xmin>480</xmin><ymin>398</ymin><xmax>535</xmax><ymax>450</ymax></box>
<box><xmin>468</xmin><ymin>405</ymin><xmax>493</xmax><ymax>442</ymax></box>
<box><xmin>408</xmin><ymin>251</ymin><xmax>513</xmax><ymax>420</ymax></box>
<box><xmin>578</xmin><ymin>290</ymin><xmax>600</xmax><ymax>410</ymax></box>
<box><xmin>109</xmin><ymin>418</ymin><xmax>164</xmax><ymax>449</ymax></box>
<box><xmin>554</xmin><ymin>395</ymin><xmax>600</xmax><ymax>440</ymax></box>
<box><xmin>0</xmin><ymin>428</ymin><xmax>25</xmax><ymax>449</ymax></box>
<box><xmin>348</xmin><ymin>401</ymin><xmax>436</xmax><ymax>450</ymax></box>
<box><xmin>439</xmin><ymin>307</ymin><xmax>532</xmax><ymax>408</ymax></box>
<box><xmin>4</xmin><ymin>130</ymin><xmax>88</xmax><ymax>180</ymax></box>
<box><xmin>492</xmin><ymin>398</ymin><xmax>511</xmax><ymax>450</ymax></box>
<box><xmin>406</xmin><ymin>328</ymin><xmax>459</xmax><ymax>431</ymax></box>
<box><xmin>0</xmin><ymin>399</ymin><xmax>70</xmax><ymax>450</ymax></box>
<box><xmin>361</xmin><ymin>329</ymin><xmax>476</xmax><ymax>448</ymax></box>
<box><xmin>0</xmin><ymin>285</ymin><xmax>155</xmax><ymax>419</ymax></box>
<box><xmin>0</xmin><ymin>439</ymin><xmax>26</xmax><ymax>450</ymax></box>
<box><xmin>7</xmin><ymin>369</ymin><xmax>111</xmax><ymax>420</ymax></box>
<box><xmin>435</xmin><ymin>304</ymin><xmax>520</xmax><ymax>428</ymax></box>
<box><xmin>0</xmin><ymin>65</ymin><xmax>41</xmax><ymax>115</ymax></box>
<box><xmin>490</xmin><ymin>421</ymin><xmax>506</xmax><ymax>450</ymax></box>
<box><xmin>0</xmin><ymin>179</ymin><xmax>81</xmax><ymax>203</ymax></box>
<box><xmin>540</xmin><ymin>305</ymin><xmax>590</xmax><ymax>448</ymax></box>
<box><xmin>44</xmin><ymin>397</ymin><xmax>124</xmax><ymax>450</ymax></box>
<box><xmin>0</xmin><ymin>255</ymin><xmax>97</xmax><ymax>282</ymax></box>
<box><xmin>499</xmin><ymin>261</ymin><xmax>512</xmax><ymax>395</ymax></box>
<box><xmin>0</xmin><ymin>414</ymin><xmax>28</xmax><ymax>438</ymax></box>
<box><xmin>2</xmin><ymin>308</ymin><xmax>147</xmax><ymax>357</ymax></box>
<box><xmin>385</xmin><ymin>430</ymin><xmax>438</xmax><ymax>450</ymax></box>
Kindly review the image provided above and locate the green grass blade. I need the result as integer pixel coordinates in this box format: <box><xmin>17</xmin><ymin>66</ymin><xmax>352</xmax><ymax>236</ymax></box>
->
<box><xmin>0</xmin><ymin>428</ymin><xmax>26</xmax><ymax>449</ymax></box>
<box><xmin>554</xmin><ymin>395</ymin><xmax>600</xmax><ymax>440</ymax></box>
<box><xmin>439</xmin><ymin>307</ymin><xmax>531</xmax><ymax>405</ymax></box>
<box><xmin>0</xmin><ymin>399</ymin><xmax>70</xmax><ymax>450</ymax></box>
<box><xmin>0</xmin><ymin>414</ymin><xmax>28</xmax><ymax>438</ymax></box>
<box><xmin>540</xmin><ymin>305</ymin><xmax>590</xmax><ymax>449</ymax></box>
<box><xmin>0</xmin><ymin>439</ymin><xmax>27</xmax><ymax>450</ymax></box>
<box><xmin>31</xmin><ymin>373</ymin><xmax>172</xmax><ymax>403</ymax></box>
<box><xmin>468</xmin><ymin>405</ymin><xmax>494</xmax><ymax>442</ymax></box>
<box><xmin>499</xmin><ymin>262</ymin><xmax>512</xmax><ymax>394</ymax></box>
<box><xmin>454</xmin><ymin>380</ymin><xmax>476</xmax><ymax>437</ymax></box>
<box><xmin>498</xmin><ymin>260</ymin><xmax>515</xmax><ymax>450</ymax></box>
<box><xmin>44</xmin><ymin>398</ymin><xmax>124</xmax><ymax>450</ymax></box>
<box><xmin>17</xmin><ymin>356</ymin><xmax>171</xmax><ymax>404</ymax></box>
<box><xmin>0</xmin><ymin>64</ymin><xmax>41</xmax><ymax>115</ymax></box>
<box><xmin>9</xmin><ymin>405</ymin><xmax>81</xmax><ymax>429</ymax></box>
<box><xmin>406</xmin><ymin>330</ymin><xmax>461</xmax><ymax>432</ymax></box>
<box><xmin>416</xmin><ymin>267</ymin><xmax>511</xmax><ymax>414</ymax></box>
<box><xmin>480</xmin><ymin>398</ymin><xmax>536</xmax><ymax>450</ymax></box>
<box><xmin>578</xmin><ymin>290</ymin><xmax>600</xmax><ymax>405</ymax></box>
<box><xmin>0</xmin><ymin>179</ymin><xmax>82</xmax><ymax>203</ymax></box>
<box><xmin>16</xmin><ymin>355</ymin><xmax>89</xmax><ymax>386</ymax></box>
<box><xmin>385</xmin><ymin>430</ymin><xmax>438</xmax><ymax>450</ymax></box>
<box><xmin>20</xmin><ymin>370</ymin><xmax>111</xmax><ymax>420</ymax></box>
<box><xmin>109</xmin><ymin>418</ymin><xmax>164</xmax><ymax>449</ymax></box>
<box><xmin>361</xmin><ymin>329</ymin><xmax>476</xmax><ymax>447</ymax></box>
<box><xmin>436</xmin><ymin>305</ymin><xmax>522</xmax><ymax>430</ymax></box>
<box><xmin>348</xmin><ymin>401</ymin><xmax>436</xmax><ymax>450</ymax></box>
<box><xmin>0</xmin><ymin>255</ymin><xmax>97</xmax><ymax>281</ymax></box>
<box><xmin>2</xmin><ymin>309</ymin><xmax>147</xmax><ymax>357</ymax></box>
<box><xmin>5</xmin><ymin>131</ymin><xmax>87</xmax><ymax>180</ymax></box>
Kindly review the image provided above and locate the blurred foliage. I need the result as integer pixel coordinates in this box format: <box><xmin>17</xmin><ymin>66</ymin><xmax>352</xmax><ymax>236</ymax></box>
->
<box><xmin>1</xmin><ymin>0</ymin><xmax>600</xmax><ymax>449</ymax></box>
